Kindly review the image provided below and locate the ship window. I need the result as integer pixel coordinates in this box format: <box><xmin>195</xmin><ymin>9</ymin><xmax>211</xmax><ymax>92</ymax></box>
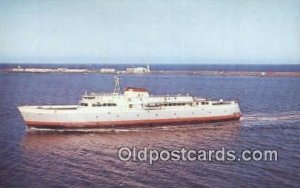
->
<box><xmin>106</xmin><ymin>103</ymin><xmax>116</xmax><ymax>106</ymax></box>
<box><xmin>92</xmin><ymin>103</ymin><xmax>100</xmax><ymax>106</ymax></box>
<box><xmin>129</xmin><ymin>104</ymin><xmax>133</xmax><ymax>108</ymax></box>
<box><xmin>212</xmin><ymin>102</ymin><xmax>223</xmax><ymax>105</ymax></box>
<box><xmin>80</xmin><ymin>103</ymin><xmax>88</xmax><ymax>106</ymax></box>
<box><xmin>83</xmin><ymin>96</ymin><xmax>95</xmax><ymax>100</ymax></box>
<box><xmin>92</xmin><ymin>103</ymin><xmax>117</xmax><ymax>107</ymax></box>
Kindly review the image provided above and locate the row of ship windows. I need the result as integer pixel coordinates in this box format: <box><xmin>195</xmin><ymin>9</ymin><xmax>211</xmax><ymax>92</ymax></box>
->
<box><xmin>97</xmin><ymin>111</ymin><xmax>217</xmax><ymax>117</ymax></box>
<box><xmin>92</xmin><ymin>103</ymin><xmax>117</xmax><ymax>107</ymax></box>
<box><xmin>80</xmin><ymin>101</ymin><xmax>211</xmax><ymax>107</ymax></box>
<box><xmin>199</xmin><ymin>102</ymin><xmax>210</xmax><ymax>105</ymax></box>
<box><xmin>164</xmin><ymin>102</ymin><xmax>192</xmax><ymax>106</ymax></box>
<box><xmin>146</xmin><ymin>102</ymin><xmax>209</xmax><ymax>107</ymax></box>
<box><xmin>80</xmin><ymin>103</ymin><xmax>117</xmax><ymax>107</ymax></box>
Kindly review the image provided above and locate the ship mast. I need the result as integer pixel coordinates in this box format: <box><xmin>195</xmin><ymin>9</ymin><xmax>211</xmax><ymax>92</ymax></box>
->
<box><xmin>114</xmin><ymin>76</ymin><xmax>121</xmax><ymax>94</ymax></box>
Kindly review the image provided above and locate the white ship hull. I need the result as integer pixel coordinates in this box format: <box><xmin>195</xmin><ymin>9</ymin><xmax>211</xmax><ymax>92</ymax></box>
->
<box><xmin>18</xmin><ymin>103</ymin><xmax>241</xmax><ymax>129</ymax></box>
<box><xmin>18</xmin><ymin>77</ymin><xmax>242</xmax><ymax>130</ymax></box>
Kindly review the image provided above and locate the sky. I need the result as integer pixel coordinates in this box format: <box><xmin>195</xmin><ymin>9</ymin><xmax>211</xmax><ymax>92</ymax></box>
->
<box><xmin>0</xmin><ymin>0</ymin><xmax>299</xmax><ymax>64</ymax></box>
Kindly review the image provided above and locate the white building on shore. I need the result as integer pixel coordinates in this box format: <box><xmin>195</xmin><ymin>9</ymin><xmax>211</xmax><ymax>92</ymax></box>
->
<box><xmin>126</xmin><ymin>65</ymin><xmax>151</xmax><ymax>74</ymax></box>
<box><xmin>100</xmin><ymin>68</ymin><xmax>116</xmax><ymax>73</ymax></box>
<box><xmin>57</xmin><ymin>68</ymin><xmax>89</xmax><ymax>73</ymax></box>
<box><xmin>12</xmin><ymin>67</ymin><xmax>54</xmax><ymax>73</ymax></box>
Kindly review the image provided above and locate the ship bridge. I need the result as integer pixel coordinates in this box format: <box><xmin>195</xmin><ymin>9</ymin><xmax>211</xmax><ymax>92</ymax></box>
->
<box><xmin>124</xmin><ymin>87</ymin><xmax>150</xmax><ymax>97</ymax></box>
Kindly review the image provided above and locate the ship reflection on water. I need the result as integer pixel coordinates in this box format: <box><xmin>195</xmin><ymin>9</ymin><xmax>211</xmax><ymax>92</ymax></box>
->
<box><xmin>20</xmin><ymin>123</ymin><xmax>241</xmax><ymax>187</ymax></box>
<box><xmin>22</xmin><ymin>122</ymin><xmax>241</xmax><ymax>152</ymax></box>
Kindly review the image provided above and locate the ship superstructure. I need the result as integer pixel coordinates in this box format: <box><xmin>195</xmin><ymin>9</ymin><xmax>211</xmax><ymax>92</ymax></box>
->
<box><xmin>18</xmin><ymin>76</ymin><xmax>241</xmax><ymax>130</ymax></box>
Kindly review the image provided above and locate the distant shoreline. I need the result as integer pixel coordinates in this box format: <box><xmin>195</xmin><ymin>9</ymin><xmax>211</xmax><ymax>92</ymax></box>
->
<box><xmin>0</xmin><ymin>67</ymin><xmax>299</xmax><ymax>77</ymax></box>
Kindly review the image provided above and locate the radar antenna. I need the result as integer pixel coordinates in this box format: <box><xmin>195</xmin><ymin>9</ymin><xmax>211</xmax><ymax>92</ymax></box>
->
<box><xmin>114</xmin><ymin>76</ymin><xmax>121</xmax><ymax>94</ymax></box>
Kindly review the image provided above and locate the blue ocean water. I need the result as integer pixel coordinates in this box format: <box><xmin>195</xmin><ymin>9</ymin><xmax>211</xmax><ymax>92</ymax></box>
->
<box><xmin>0</xmin><ymin>64</ymin><xmax>299</xmax><ymax>187</ymax></box>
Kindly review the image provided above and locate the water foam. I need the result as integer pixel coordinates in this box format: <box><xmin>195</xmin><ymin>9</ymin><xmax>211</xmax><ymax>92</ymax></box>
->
<box><xmin>241</xmin><ymin>111</ymin><xmax>300</xmax><ymax>124</ymax></box>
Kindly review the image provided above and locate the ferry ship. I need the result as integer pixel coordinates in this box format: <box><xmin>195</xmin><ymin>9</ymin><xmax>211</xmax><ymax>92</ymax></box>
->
<box><xmin>18</xmin><ymin>77</ymin><xmax>241</xmax><ymax>130</ymax></box>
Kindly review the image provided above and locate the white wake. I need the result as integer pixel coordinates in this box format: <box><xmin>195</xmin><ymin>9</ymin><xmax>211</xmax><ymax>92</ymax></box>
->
<box><xmin>241</xmin><ymin>111</ymin><xmax>300</xmax><ymax>124</ymax></box>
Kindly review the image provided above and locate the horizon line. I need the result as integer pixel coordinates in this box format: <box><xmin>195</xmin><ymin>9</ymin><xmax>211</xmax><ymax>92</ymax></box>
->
<box><xmin>1</xmin><ymin>62</ymin><xmax>300</xmax><ymax>65</ymax></box>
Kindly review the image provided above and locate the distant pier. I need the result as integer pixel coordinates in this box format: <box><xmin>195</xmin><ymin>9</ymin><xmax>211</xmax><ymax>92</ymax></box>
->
<box><xmin>151</xmin><ymin>70</ymin><xmax>300</xmax><ymax>77</ymax></box>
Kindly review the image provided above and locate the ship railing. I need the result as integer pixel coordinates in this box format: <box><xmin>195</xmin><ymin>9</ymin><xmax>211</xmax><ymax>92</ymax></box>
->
<box><xmin>210</xmin><ymin>100</ymin><xmax>235</xmax><ymax>105</ymax></box>
<box><xmin>88</xmin><ymin>92</ymin><xmax>117</xmax><ymax>96</ymax></box>
<box><xmin>194</xmin><ymin>97</ymin><xmax>207</xmax><ymax>101</ymax></box>
<box><xmin>150</xmin><ymin>93</ymin><xmax>192</xmax><ymax>97</ymax></box>
<box><xmin>143</xmin><ymin>106</ymin><xmax>162</xmax><ymax>110</ymax></box>
<box><xmin>37</xmin><ymin>106</ymin><xmax>78</xmax><ymax>110</ymax></box>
